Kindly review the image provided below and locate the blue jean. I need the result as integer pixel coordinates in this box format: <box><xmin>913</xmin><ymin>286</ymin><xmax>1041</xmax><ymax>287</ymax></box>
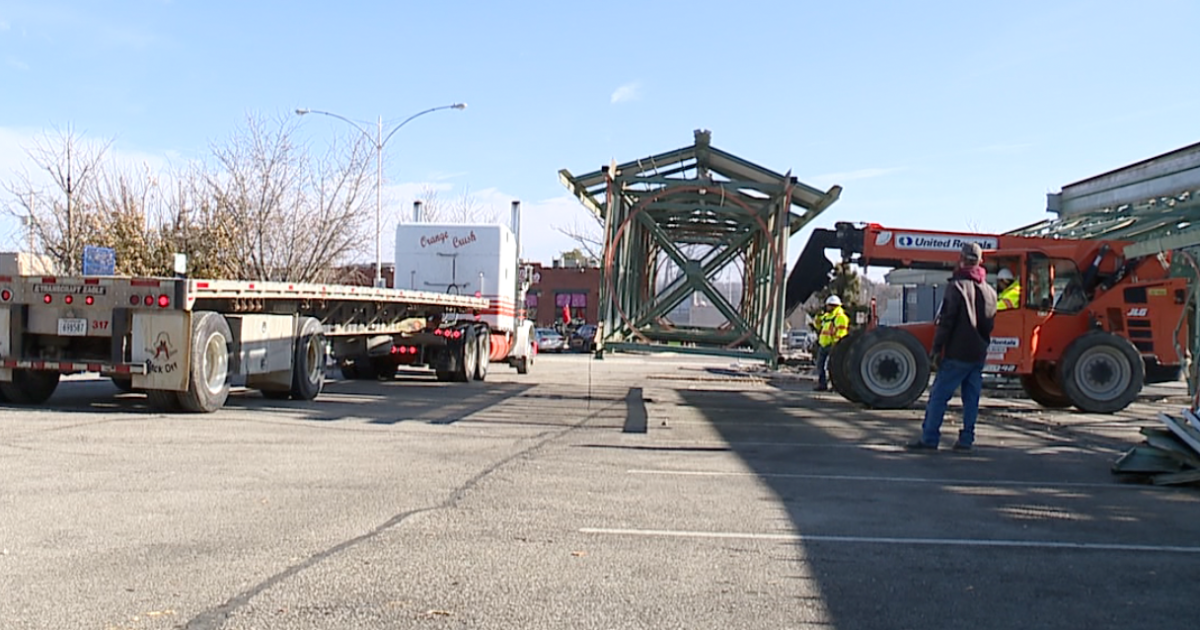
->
<box><xmin>921</xmin><ymin>358</ymin><xmax>984</xmax><ymax>447</ymax></box>
<box><xmin>815</xmin><ymin>344</ymin><xmax>831</xmax><ymax>388</ymax></box>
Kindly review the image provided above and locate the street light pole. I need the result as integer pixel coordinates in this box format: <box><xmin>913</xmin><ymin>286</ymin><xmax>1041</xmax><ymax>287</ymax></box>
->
<box><xmin>295</xmin><ymin>103</ymin><xmax>467</xmax><ymax>287</ymax></box>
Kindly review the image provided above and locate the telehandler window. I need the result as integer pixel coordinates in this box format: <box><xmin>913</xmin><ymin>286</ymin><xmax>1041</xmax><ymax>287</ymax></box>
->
<box><xmin>1025</xmin><ymin>253</ymin><xmax>1086</xmax><ymax>314</ymax></box>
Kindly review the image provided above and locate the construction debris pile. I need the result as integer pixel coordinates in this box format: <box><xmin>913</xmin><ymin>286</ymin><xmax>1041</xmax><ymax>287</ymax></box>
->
<box><xmin>1112</xmin><ymin>410</ymin><xmax>1200</xmax><ymax>486</ymax></box>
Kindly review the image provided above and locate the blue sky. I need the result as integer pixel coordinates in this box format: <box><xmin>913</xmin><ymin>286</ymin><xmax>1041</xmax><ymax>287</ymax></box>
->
<box><xmin>2</xmin><ymin>0</ymin><xmax>1199</xmax><ymax>275</ymax></box>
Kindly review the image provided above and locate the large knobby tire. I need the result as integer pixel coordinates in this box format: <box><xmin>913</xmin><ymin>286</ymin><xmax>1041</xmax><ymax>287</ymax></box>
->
<box><xmin>1058</xmin><ymin>331</ymin><xmax>1144</xmax><ymax>414</ymax></box>
<box><xmin>828</xmin><ymin>330</ymin><xmax>862</xmax><ymax>403</ymax></box>
<box><xmin>0</xmin><ymin>369</ymin><xmax>60</xmax><ymax>405</ymax></box>
<box><xmin>289</xmin><ymin>318</ymin><xmax>325</xmax><ymax>400</ymax></box>
<box><xmin>474</xmin><ymin>328</ymin><xmax>491</xmax><ymax>382</ymax></box>
<box><xmin>1020</xmin><ymin>366</ymin><xmax>1071</xmax><ymax>409</ymax></box>
<box><xmin>845</xmin><ymin>327</ymin><xmax>931</xmax><ymax>409</ymax></box>
<box><xmin>178</xmin><ymin>312</ymin><xmax>233</xmax><ymax>413</ymax></box>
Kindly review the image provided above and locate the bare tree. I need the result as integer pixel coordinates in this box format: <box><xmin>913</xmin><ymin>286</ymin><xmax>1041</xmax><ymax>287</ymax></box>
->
<box><xmin>412</xmin><ymin>184</ymin><xmax>497</xmax><ymax>224</ymax></box>
<box><xmin>3</xmin><ymin>115</ymin><xmax>375</xmax><ymax>282</ymax></box>
<box><xmin>3</xmin><ymin>126</ymin><xmax>112</xmax><ymax>274</ymax></box>
<box><xmin>557</xmin><ymin>213</ymin><xmax>604</xmax><ymax>262</ymax></box>
<box><xmin>198</xmin><ymin>113</ymin><xmax>374</xmax><ymax>282</ymax></box>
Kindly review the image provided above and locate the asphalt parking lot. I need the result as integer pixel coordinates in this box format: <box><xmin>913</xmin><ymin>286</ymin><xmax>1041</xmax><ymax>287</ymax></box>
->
<box><xmin>2</xmin><ymin>353</ymin><xmax>1199</xmax><ymax>630</ymax></box>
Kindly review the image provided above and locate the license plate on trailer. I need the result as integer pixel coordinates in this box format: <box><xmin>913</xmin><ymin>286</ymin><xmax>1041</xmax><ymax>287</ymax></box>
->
<box><xmin>57</xmin><ymin>318</ymin><xmax>88</xmax><ymax>336</ymax></box>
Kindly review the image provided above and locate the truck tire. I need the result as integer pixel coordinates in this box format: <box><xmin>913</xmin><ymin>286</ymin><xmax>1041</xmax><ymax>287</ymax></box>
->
<box><xmin>112</xmin><ymin>377</ymin><xmax>136</xmax><ymax>393</ymax></box>
<box><xmin>178</xmin><ymin>311</ymin><xmax>233</xmax><ymax>413</ymax></box>
<box><xmin>827</xmin><ymin>330</ymin><xmax>862</xmax><ymax>403</ymax></box>
<box><xmin>1020</xmin><ymin>366</ymin><xmax>1071</xmax><ymax>408</ymax></box>
<box><xmin>1058</xmin><ymin>331</ymin><xmax>1143</xmax><ymax>414</ymax></box>
<box><xmin>845</xmin><ymin>327</ymin><xmax>930</xmax><ymax>409</ymax></box>
<box><xmin>454</xmin><ymin>327</ymin><xmax>478</xmax><ymax>382</ymax></box>
<box><xmin>474</xmin><ymin>328</ymin><xmax>490</xmax><ymax>382</ymax></box>
<box><xmin>370</xmin><ymin>356</ymin><xmax>396</xmax><ymax>381</ymax></box>
<box><xmin>290</xmin><ymin>317</ymin><xmax>325</xmax><ymax>400</ymax></box>
<box><xmin>515</xmin><ymin>334</ymin><xmax>532</xmax><ymax>375</ymax></box>
<box><xmin>0</xmin><ymin>369</ymin><xmax>60</xmax><ymax>404</ymax></box>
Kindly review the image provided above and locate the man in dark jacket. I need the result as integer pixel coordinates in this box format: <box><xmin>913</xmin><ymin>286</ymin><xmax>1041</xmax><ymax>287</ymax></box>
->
<box><xmin>907</xmin><ymin>242</ymin><xmax>998</xmax><ymax>452</ymax></box>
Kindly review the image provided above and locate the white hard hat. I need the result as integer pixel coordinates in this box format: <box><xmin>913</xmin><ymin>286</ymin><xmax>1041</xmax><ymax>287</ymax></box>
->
<box><xmin>997</xmin><ymin>268</ymin><xmax>1014</xmax><ymax>281</ymax></box>
<box><xmin>825</xmin><ymin>295</ymin><xmax>842</xmax><ymax>306</ymax></box>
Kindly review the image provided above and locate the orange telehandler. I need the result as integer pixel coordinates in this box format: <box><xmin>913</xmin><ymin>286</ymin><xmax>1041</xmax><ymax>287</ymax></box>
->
<box><xmin>784</xmin><ymin>222</ymin><xmax>1191</xmax><ymax>413</ymax></box>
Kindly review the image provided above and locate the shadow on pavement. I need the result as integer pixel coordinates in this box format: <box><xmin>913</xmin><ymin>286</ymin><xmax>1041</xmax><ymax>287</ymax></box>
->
<box><xmin>676</xmin><ymin>385</ymin><xmax>1200</xmax><ymax>629</ymax></box>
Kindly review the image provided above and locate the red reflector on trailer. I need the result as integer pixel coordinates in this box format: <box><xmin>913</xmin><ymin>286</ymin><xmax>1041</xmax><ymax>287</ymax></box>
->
<box><xmin>64</xmin><ymin>295</ymin><xmax>73</xmax><ymax>304</ymax></box>
<box><xmin>0</xmin><ymin>290</ymin><xmax>10</xmax><ymax>301</ymax></box>
<box><xmin>43</xmin><ymin>294</ymin><xmax>52</xmax><ymax>304</ymax></box>
<box><xmin>84</xmin><ymin>278</ymin><xmax>100</xmax><ymax>285</ymax></box>
<box><xmin>130</xmin><ymin>295</ymin><xmax>140</xmax><ymax>306</ymax></box>
<box><xmin>85</xmin><ymin>296</ymin><xmax>94</xmax><ymax>305</ymax></box>
<box><xmin>144</xmin><ymin>295</ymin><xmax>154</xmax><ymax>306</ymax></box>
<box><xmin>158</xmin><ymin>295</ymin><xmax>170</xmax><ymax>308</ymax></box>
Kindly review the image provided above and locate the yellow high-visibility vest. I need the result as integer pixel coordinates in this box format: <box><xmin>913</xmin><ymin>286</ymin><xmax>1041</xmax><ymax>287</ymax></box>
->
<box><xmin>817</xmin><ymin>306</ymin><xmax>850</xmax><ymax>348</ymax></box>
<box><xmin>998</xmin><ymin>281</ymin><xmax>1021</xmax><ymax>311</ymax></box>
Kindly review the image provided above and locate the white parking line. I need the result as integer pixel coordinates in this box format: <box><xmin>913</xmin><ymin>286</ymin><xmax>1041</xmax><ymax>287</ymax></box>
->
<box><xmin>627</xmin><ymin>469</ymin><xmax>1143</xmax><ymax>490</ymax></box>
<box><xmin>579</xmin><ymin>527</ymin><xmax>1200</xmax><ymax>553</ymax></box>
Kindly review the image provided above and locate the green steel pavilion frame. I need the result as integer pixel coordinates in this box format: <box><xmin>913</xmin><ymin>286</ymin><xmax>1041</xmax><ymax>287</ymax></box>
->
<box><xmin>560</xmin><ymin>130</ymin><xmax>841</xmax><ymax>365</ymax></box>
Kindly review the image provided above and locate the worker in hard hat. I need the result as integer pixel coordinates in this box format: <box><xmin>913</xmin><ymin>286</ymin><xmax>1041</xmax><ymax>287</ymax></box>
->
<box><xmin>996</xmin><ymin>267</ymin><xmax>1021</xmax><ymax>311</ymax></box>
<box><xmin>813</xmin><ymin>294</ymin><xmax>850</xmax><ymax>391</ymax></box>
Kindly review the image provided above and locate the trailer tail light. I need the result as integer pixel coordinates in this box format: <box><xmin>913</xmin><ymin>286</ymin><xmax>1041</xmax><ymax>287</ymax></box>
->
<box><xmin>158</xmin><ymin>295</ymin><xmax>170</xmax><ymax>308</ymax></box>
<box><xmin>64</xmin><ymin>295</ymin><xmax>73</xmax><ymax>305</ymax></box>
<box><xmin>451</xmin><ymin>329</ymin><xmax>462</xmax><ymax>339</ymax></box>
<box><xmin>434</xmin><ymin>329</ymin><xmax>444</xmax><ymax>336</ymax></box>
<box><xmin>85</xmin><ymin>296</ymin><xmax>94</xmax><ymax>305</ymax></box>
<box><xmin>43</xmin><ymin>294</ymin><xmax>52</xmax><ymax>304</ymax></box>
<box><xmin>1</xmin><ymin>290</ymin><xmax>10</xmax><ymax>301</ymax></box>
<box><xmin>130</xmin><ymin>295</ymin><xmax>140</xmax><ymax>306</ymax></box>
<box><xmin>144</xmin><ymin>295</ymin><xmax>154</xmax><ymax>307</ymax></box>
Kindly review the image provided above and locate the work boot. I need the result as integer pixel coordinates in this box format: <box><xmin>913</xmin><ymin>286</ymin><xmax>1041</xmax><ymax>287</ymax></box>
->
<box><xmin>905</xmin><ymin>438</ymin><xmax>937</xmax><ymax>451</ymax></box>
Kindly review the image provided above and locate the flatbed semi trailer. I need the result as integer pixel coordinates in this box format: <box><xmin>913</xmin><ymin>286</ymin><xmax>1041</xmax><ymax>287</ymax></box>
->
<box><xmin>0</xmin><ymin>274</ymin><xmax>498</xmax><ymax>412</ymax></box>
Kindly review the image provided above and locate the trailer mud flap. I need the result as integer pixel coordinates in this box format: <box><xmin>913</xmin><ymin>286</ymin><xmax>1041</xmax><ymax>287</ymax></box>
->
<box><xmin>0</xmin><ymin>307</ymin><xmax>10</xmax><ymax>382</ymax></box>
<box><xmin>131</xmin><ymin>310</ymin><xmax>191</xmax><ymax>391</ymax></box>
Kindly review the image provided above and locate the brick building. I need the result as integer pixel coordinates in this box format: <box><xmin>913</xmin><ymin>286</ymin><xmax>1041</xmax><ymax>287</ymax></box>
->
<box><xmin>525</xmin><ymin>260</ymin><xmax>600</xmax><ymax>327</ymax></box>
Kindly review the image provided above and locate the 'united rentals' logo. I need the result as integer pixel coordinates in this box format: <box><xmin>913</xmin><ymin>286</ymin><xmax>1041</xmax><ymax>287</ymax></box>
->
<box><xmin>895</xmin><ymin>233</ymin><xmax>998</xmax><ymax>252</ymax></box>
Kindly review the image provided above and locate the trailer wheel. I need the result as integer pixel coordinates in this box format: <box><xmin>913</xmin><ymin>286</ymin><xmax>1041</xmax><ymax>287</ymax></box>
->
<box><xmin>474</xmin><ymin>328</ymin><xmax>490</xmax><ymax>382</ymax></box>
<box><xmin>0</xmin><ymin>369</ymin><xmax>60</xmax><ymax>404</ymax></box>
<box><xmin>828</xmin><ymin>330</ymin><xmax>862</xmax><ymax>403</ymax></box>
<box><xmin>1020</xmin><ymin>366</ymin><xmax>1071</xmax><ymax>408</ymax></box>
<box><xmin>1059</xmin><ymin>331</ymin><xmax>1143</xmax><ymax>414</ymax></box>
<box><xmin>178</xmin><ymin>311</ymin><xmax>233</xmax><ymax>413</ymax></box>
<box><xmin>846</xmin><ymin>327</ymin><xmax>930</xmax><ymax>409</ymax></box>
<box><xmin>455</xmin><ymin>328</ymin><xmax>478</xmax><ymax>382</ymax></box>
<box><xmin>111</xmin><ymin>377</ymin><xmax>136</xmax><ymax>393</ymax></box>
<box><xmin>287</xmin><ymin>318</ymin><xmax>325</xmax><ymax>400</ymax></box>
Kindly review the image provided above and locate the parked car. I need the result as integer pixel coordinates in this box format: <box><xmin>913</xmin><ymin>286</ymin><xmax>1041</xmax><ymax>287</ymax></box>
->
<box><xmin>569</xmin><ymin>324</ymin><xmax>598</xmax><ymax>353</ymax></box>
<box><xmin>786</xmin><ymin>329</ymin><xmax>816</xmax><ymax>352</ymax></box>
<box><xmin>534</xmin><ymin>328</ymin><xmax>566</xmax><ymax>353</ymax></box>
